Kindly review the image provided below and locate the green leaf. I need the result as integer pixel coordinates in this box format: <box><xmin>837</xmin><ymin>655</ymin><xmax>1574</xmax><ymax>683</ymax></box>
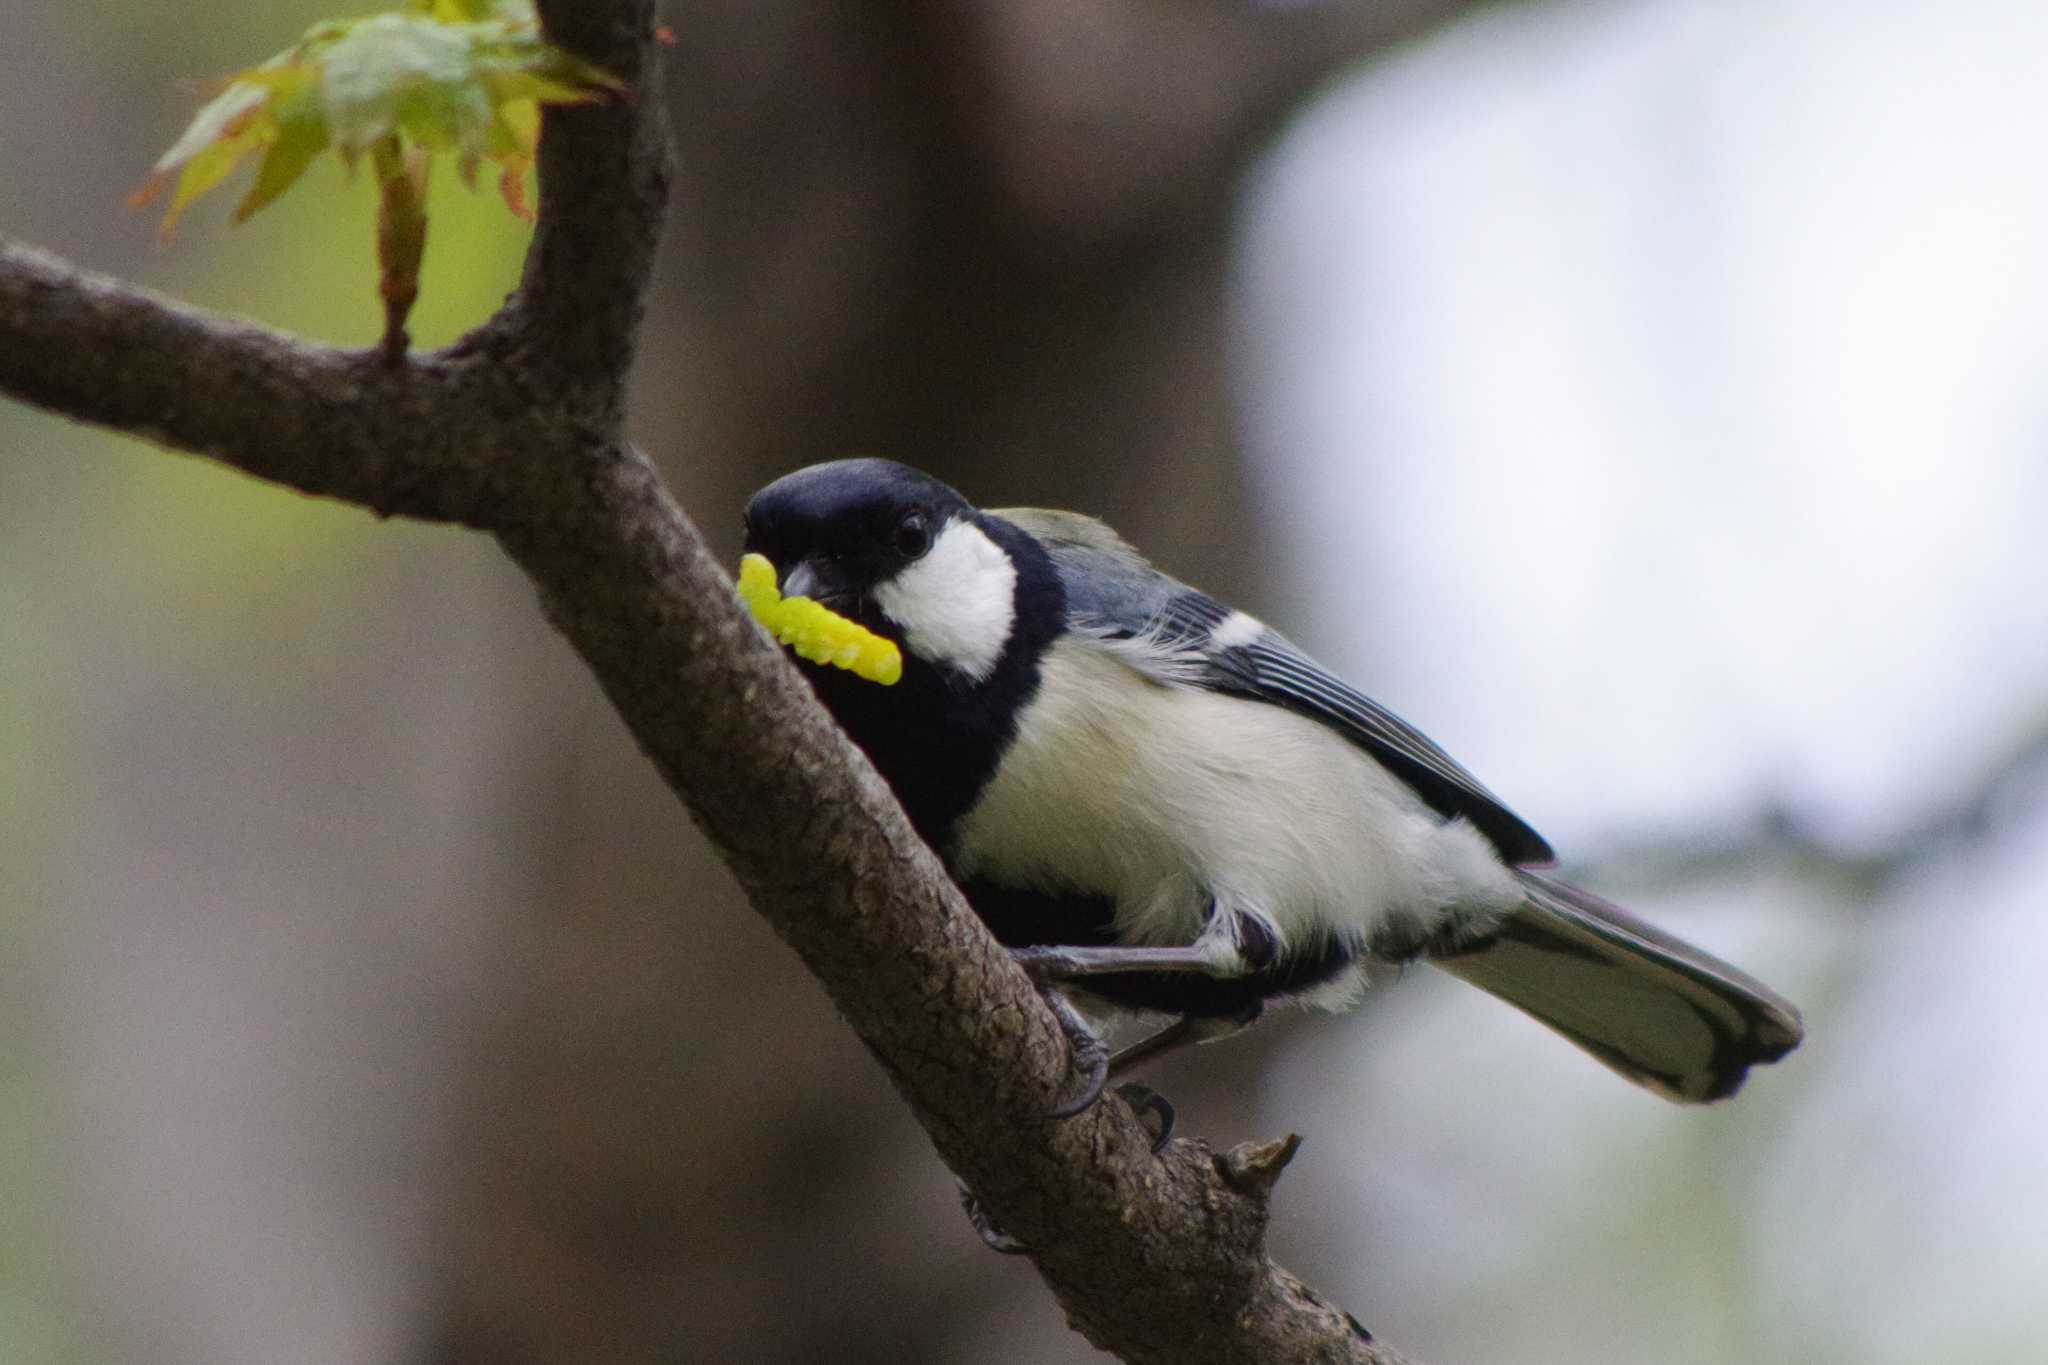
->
<box><xmin>233</xmin><ymin>67</ymin><xmax>328</xmax><ymax>221</ymax></box>
<box><xmin>135</xmin><ymin>6</ymin><xmax>624</xmax><ymax>233</ymax></box>
<box><xmin>128</xmin><ymin>81</ymin><xmax>271</xmax><ymax>238</ymax></box>
<box><xmin>319</xmin><ymin>14</ymin><xmax>477</xmax><ymax>149</ymax></box>
<box><xmin>132</xmin><ymin>2</ymin><xmax>629</xmax><ymax>346</ymax></box>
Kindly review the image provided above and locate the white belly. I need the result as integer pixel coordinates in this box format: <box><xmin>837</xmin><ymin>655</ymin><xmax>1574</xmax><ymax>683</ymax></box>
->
<box><xmin>951</xmin><ymin>639</ymin><xmax>1520</xmax><ymax>975</ymax></box>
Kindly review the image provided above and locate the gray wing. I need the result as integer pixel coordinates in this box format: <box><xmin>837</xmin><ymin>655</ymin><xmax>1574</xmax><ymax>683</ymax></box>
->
<box><xmin>998</xmin><ymin>507</ymin><xmax>1555</xmax><ymax>867</ymax></box>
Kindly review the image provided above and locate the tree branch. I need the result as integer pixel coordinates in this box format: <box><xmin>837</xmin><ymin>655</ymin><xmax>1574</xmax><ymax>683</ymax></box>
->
<box><xmin>0</xmin><ymin>242</ymin><xmax>515</xmax><ymax>523</ymax></box>
<box><xmin>499</xmin><ymin>0</ymin><xmax>675</xmax><ymax>412</ymax></box>
<box><xmin>1586</xmin><ymin>706</ymin><xmax>2048</xmax><ymax>903</ymax></box>
<box><xmin>0</xmin><ymin>5</ymin><xmax>1432</xmax><ymax>1362</ymax></box>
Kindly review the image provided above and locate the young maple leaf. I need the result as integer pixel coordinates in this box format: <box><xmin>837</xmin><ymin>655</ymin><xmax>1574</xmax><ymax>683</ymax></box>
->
<box><xmin>130</xmin><ymin>1</ymin><xmax>626</xmax><ymax>355</ymax></box>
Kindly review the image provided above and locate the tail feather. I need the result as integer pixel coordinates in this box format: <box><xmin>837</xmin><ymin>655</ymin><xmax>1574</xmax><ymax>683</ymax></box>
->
<box><xmin>1435</xmin><ymin>871</ymin><xmax>1803</xmax><ymax>1102</ymax></box>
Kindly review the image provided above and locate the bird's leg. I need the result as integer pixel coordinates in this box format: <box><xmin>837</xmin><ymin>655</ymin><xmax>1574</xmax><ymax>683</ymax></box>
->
<box><xmin>1107</xmin><ymin>1015</ymin><xmax>1201</xmax><ymax>1076</ymax></box>
<box><xmin>1010</xmin><ymin>944</ymin><xmax>1225</xmax><ymax>1119</ymax></box>
<box><xmin>1009</xmin><ymin>942</ymin><xmax>1240</xmax><ymax>981</ymax></box>
<box><xmin>1100</xmin><ymin>1000</ymin><xmax>1262</xmax><ymax>1151</ymax></box>
<box><xmin>1011</xmin><ymin>903</ymin><xmax>1268</xmax><ymax>1125</ymax></box>
<box><xmin>1008</xmin><ymin>901</ymin><xmax>1271</xmax><ymax>983</ymax></box>
<box><xmin>971</xmin><ymin>904</ymin><xmax>1262</xmax><ymax>1252</ymax></box>
<box><xmin>957</xmin><ymin>998</ymin><xmax>1266</xmax><ymax>1253</ymax></box>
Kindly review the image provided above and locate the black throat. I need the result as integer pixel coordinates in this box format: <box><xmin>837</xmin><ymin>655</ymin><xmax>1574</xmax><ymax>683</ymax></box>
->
<box><xmin>794</xmin><ymin>513</ymin><xmax>1065</xmax><ymax>849</ymax></box>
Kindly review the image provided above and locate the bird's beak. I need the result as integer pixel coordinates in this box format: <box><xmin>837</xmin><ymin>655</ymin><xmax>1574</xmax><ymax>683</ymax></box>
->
<box><xmin>779</xmin><ymin>557</ymin><xmax>850</xmax><ymax>607</ymax></box>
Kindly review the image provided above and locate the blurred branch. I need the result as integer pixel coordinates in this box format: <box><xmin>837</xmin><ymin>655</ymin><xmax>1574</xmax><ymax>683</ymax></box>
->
<box><xmin>1587</xmin><ymin>711</ymin><xmax>2048</xmax><ymax>902</ymax></box>
<box><xmin>0</xmin><ymin>4</ymin><xmax>1431</xmax><ymax>1363</ymax></box>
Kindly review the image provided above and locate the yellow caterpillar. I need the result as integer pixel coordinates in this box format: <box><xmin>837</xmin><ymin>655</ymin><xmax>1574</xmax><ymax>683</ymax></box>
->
<box><xmin>736</xmin><ymin>553</ymin><xmax>903</xmax><ymax>686</ymax></box>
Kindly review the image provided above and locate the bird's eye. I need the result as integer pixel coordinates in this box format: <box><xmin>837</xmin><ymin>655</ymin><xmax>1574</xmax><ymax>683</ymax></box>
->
<box><xmin>894</xmin><ymin>510</ymin><xmax>932</xmax><ymax>559</ymax></box>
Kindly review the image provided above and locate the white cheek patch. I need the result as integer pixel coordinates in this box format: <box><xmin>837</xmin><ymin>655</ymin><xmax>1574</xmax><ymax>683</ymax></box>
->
<box><xmin>872</xmin><ymin>518</ymin><xmax>1018</xmax><ymax>681</ymax></box>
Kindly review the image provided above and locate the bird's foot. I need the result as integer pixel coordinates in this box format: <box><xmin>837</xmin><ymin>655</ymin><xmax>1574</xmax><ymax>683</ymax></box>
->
<box><xmin>957</xmin><ymin>1083</ymin><xmax>1178</xmax><ymax>1254</ymax></box>
<box><xmin>1038</xmin><ymin>985</ymin><xmax>1110</xmax><ymax>1119</ymax></box>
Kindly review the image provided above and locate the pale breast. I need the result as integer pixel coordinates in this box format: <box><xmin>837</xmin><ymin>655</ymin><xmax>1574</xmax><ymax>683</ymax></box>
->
<box><xmin>950</xmin><ymin>639</ymin><xmax>1521</xmax><ymax>954</ymax></box>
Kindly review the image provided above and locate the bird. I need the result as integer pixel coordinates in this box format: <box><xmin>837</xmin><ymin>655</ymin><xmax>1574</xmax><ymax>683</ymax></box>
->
<box><xmin>741</xmin><ymin>457</ymin><xmax>1803</xmax><ymax>1119</ymax></box>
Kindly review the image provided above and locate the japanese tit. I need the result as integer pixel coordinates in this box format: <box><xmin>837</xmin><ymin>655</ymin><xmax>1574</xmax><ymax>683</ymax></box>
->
<box><xmin>743</xmin><ymin>458</ymin><xmax>1802</xmax><ymax>1105</ymax></box>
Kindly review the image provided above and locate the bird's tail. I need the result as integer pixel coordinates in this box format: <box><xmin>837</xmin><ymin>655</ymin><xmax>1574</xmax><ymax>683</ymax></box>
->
<box><xmin>1434</xmin><ymin>870</ymin><xmax>1803</xmax><ymax>1102</ymax></box>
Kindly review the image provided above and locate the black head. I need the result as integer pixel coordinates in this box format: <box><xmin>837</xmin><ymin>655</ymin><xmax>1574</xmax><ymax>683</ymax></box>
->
<box><xmin>745</xmin><ymin>458</ymin><xmax>1042</xmax><ymax>685</ymax></box>
<box><xmin>742</xmin><ymin>459</ymin><xmax>1067</xmax><ymax>840</ymax></box>
<box><xmin>743</xmin><ymin>458</ymin><xmax>972</xmax><ymax>614</ymax></box>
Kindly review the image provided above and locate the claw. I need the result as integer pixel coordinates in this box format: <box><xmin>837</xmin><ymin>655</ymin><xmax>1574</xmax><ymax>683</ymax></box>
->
<box><xmin>1040</xmin><ymin>986</ymin><xmax>1110</xmax><ymax>1118</ymax></box>
<box><xmin>957</xmin><ymin>1078</ymin><xmax>1177</xmax><ymax>1256</ymax></box>
<box><xmin>958</xmin><ymin>1180</ymin><xmax>1030</xmax><ymax>1255</ymax></box>
<box><xmin>1114</xmin><ymin>1081</ymin><xmax>1176</xmax><ymax>1152</ymax></box>
<box><xmin>955</xmin><ymin>1020</ymin><xmax>1176</xmax><ymax>1256</ymax></box>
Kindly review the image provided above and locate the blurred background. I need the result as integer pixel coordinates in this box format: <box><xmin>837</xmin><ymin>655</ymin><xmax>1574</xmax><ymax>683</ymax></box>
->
<box><xmin>4</xmin><ymin>1</ymin><xmax>2046</xmax><ymax>1362</ymax></box>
